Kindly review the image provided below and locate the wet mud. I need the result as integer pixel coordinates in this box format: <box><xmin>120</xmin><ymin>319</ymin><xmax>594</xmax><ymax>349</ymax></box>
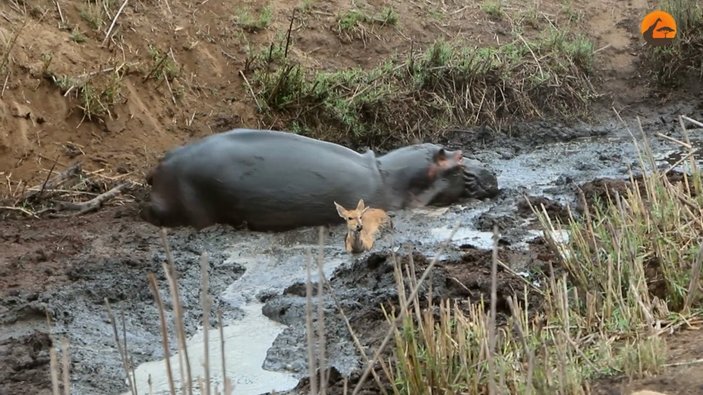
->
<box><xmin>2</xmin><ymin>101</ymin><xmax>703</xmax><ymax>395</ymax></box>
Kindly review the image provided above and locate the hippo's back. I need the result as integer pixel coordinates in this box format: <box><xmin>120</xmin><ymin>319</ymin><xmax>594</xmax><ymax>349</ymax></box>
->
<box><xmin>157</xmin><ymin>129</ymin><xmax>389</xmax><ymax>231</ymax></box>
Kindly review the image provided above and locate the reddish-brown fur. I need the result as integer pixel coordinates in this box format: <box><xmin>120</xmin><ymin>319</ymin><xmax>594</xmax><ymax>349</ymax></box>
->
<box><xmin>334</xmin><ymin>199</ymin><xmax>392</xmax><ymax>254</ymax></box>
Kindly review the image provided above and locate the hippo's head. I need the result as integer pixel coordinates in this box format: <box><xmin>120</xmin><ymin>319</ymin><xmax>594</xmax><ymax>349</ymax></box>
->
<box><xmin>460</xmin><ymin>158</ymin><xmax>499</xmax><ymax>199</ymax></box>
<box><xmin>139</xmin><ymin>194</ymin><xmax>175</xmax><ymax>227</ymax></box>
<box><xmin>428</xmin><ymin>157</ymin><xmax>499</xmax><ymax>206</ymax></box>
<box><xmin>138</xmin><ymin>160</ymin><xmax>194</xmax><ymax>229</ymax></box>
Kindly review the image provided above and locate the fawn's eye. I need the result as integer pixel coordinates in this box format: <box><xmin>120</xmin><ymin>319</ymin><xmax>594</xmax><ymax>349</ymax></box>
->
<box><xmin>348</xmin><ymin>217</ymin><xmax>353</xmax><ymax>220</ymax></box>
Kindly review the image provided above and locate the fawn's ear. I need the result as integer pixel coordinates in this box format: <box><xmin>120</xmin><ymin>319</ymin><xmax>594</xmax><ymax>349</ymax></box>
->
<box><xmin>361</xmin><ymin>206</ymin><xmax>370</xmax><ymax>215</ymax></box>
<box><xmin>334</xmin><ymin>201</ymin><xmax>347</xmax><ymax>218</ymax></box>
<box><xmin>356</xmin><ymin>199</ymin><xmax>365</xmax><ymax>211</ymax></box>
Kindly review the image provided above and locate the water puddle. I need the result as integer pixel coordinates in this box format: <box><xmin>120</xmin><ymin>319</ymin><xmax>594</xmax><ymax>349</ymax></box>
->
<box><xmin>124</xmin><ymin>303</ymin><xmax>299</xmax><ymax>395</ymax></box>
<box><xmin>429</xmin><ymin>225</ymin><xmax>495</xmax><ymax>249</ymax></box>
<box><xmin>128</xmin><ymin>234</ymin><xmax>350</xmax><ymax>395</ymax></box>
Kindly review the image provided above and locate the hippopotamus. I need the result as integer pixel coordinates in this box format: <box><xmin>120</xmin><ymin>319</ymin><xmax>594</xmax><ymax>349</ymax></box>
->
<box><xmin>139</xmin><ymin>128</ymin><xmax>498</xmax><ymax>232</ymax></box>
<box><xmin>374</xmin><ymin>143</ymin><xmax>498</xmax><ymax>207</ymax></box>
<box><xmin>428</xmin><ymin>156</ymin><xmax>499</xmax><ymax>206</ymax></box>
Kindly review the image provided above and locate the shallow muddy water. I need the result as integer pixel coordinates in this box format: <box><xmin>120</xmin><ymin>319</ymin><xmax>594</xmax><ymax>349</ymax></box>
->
<box><xmin>2</xmin><ymin>103</ymin><xmax>702</xmax><ymax>395</ymax></box>
<box><xmin>124</xmin><ymin>105</ymin><xmax>703</xmax><ymax>395</ymax></box>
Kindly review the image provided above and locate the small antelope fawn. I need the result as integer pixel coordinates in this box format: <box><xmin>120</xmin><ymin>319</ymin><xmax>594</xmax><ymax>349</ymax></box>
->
<box><xmin>334</xmin><ymin>199</ymin><xmax>392</xmax><ymax>254</ymax></box>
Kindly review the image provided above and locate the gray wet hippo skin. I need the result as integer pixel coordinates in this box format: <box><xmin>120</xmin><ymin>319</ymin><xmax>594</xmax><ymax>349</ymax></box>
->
<box><xmin>375</xmin><ymin>144</ymin><xmax>499</xmax><ymax>207</ymax></box>
<box><xmin>140</xmin><ymin>129</ymin><xmax>498</xmax><ymax>231</ymax></box>
<box><xmin>428</xmin><ymin>156</ymin><xmax>499</xmax><ymax>206</ymax></box>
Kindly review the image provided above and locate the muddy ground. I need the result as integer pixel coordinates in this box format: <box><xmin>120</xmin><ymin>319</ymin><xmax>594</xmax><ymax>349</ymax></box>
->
<box><xmin>4</xmin><ymin>100</ymin><xmax>703</xmax><ymax>395</ymax></box>
<box><xmin>2</xmin><ymin>0</ymin><xmax>703</xmax><ymax>394</ymax></box>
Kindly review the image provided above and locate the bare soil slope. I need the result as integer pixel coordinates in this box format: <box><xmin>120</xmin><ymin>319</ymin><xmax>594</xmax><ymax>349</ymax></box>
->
<box><xmin>1</xmin><ymin>0</ymin><xmax>690</xmax><ymax>194</ymax></box>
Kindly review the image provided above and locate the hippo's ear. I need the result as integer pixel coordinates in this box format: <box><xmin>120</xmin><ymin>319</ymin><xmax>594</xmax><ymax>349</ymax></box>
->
<box><xmin>433</xmin><ymin>148</ymin><xmax>448</xmax><ymax>163</ymax></box>
<box><xmin>334</xmin><ymin>201</ymin><xmax>347</xmax><ymax>217</ymax></box>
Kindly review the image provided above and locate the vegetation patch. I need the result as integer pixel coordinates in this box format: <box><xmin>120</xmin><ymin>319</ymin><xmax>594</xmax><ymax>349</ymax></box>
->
<box><xmin>335</xmin><ymin>6</ymin><xmax>399</xmax><ymax>42</ymax></box>
<box><xmin>383</xmin><ymin>117</ymin><xmax>703</xmax><ymax>393</ymax></box>
<box><xmin>79</xmin><ymin>0</ymin><xmax>119</xmax><ymax>31</ymax></box>
<box><xmin>234</xmin><ymin>4</ymin><xmax>273</xmax><ymax>33</ymax></box>
<box><xmin>640</xmin><ymin>0</ymin><xmax>703</xmax><ymax>87</ymax></box>
<box><xmin>49</xmin><ymin>67</ymin><xmax>127</xmax><ymax>123</ymax></box>
<box><xmin>145</xmin><ymin>45</ymin><xmax>181</xmax><ymax>82</ymax></box>
<box><xmin>69</xmin><ymin>28</ymin><xmax>87</xmax><ymax>43</ymax></box>
<box><xmin>143</xmin><ymin>45</ymin><xmax>186</xmax><ymax>102</ymax></box>
<box><xmin>247</xmin><ymin>28</ymin><xmax>597</xmax><ymax>148</ymax></box>
<box><xmin>481</xmin><ymin>0</ymin><xmax>504</xmax><ymax>19</ymax></box>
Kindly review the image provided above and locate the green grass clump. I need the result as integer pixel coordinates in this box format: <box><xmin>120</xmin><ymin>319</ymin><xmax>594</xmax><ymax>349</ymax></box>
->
<box><xmin>234</xmin><ymin>5</ymin><xmax>273</xmax><ymax>32</ymax></box>
<box><xmin>52</xmin><ymin>70</ymin><xmax>126</xmax><ymax>122</ymax></box>
<box><xmin>382</xmin><ymin>116</ymin><xmax>703</xmax><ymax>393</ymax></box>
<box><xmin>481</xmin><ymin>0</ymin><xmax>504</xmax><ymax>19</ymax></box>
<box><xmin>70</xmin><ymin>28</ymin><xmax>87</xmax><ymax>44</ymax></box>
<box><xmin>79</xmin><ymin>0</ymin><xmax>119</xmax><ymax>31</ymax></box>
<box><xmin>335</xmin><ymin>6</ymin><xmax>398</xmax><ymax>42</ymax></box>
<box><xmin>337</xmin><ymin>7</ymin><xmax>398</xmax><ymax>31</ymax></box>
<box><xmin>247</xmin><ymin>28</ymin><xmax>597</xmax><ymax>148</ymax></box>
<box><xmin>146</xmin><ymin>45</ymin><xmax>181</xmax><ymax>82</ymax></box>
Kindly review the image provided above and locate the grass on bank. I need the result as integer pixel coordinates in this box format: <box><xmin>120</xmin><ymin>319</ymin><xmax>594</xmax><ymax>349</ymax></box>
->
<box><xmin>246</xmin><ymin>26</ymin><xmax>597</xmax><ymax>149</ymax></box>
<box><xmin>641</xmin><ymin>0</ymin><xmax>703</xmax><ymax>86</ymax></box>
<box><xmin>79</xmin><ymin>0</ymin><xmax>119</xmax><ymax>31</ymax></box>
<box><xmin>50</xmin><ymin>69</ymin><xmax>126</xmax><ymax>122</ymax></box>
<box><xmin>335</xmin><ymin>6</ymin><xmax>399</xmax><ymax>42</ymax></box>
<box><xmin>383</xmin><ymin>114</ymin><xmax>703</xmax><ymax>394</ymax></box>
<box><xmin>234</xmin><ymin>4</ymin><xmax>273</xmax><ymax>33</ymax></box>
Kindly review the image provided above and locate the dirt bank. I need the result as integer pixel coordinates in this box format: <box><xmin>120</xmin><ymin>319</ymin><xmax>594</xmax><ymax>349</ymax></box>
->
<box><xmin>0</xmin><ymin>0</ymin><xmax>699</xmax><ymax>196</ymax></box>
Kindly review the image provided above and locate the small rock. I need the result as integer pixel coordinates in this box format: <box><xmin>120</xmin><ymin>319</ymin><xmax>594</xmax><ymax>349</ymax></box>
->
<box><xmin>104</xmin><ymin>118</ymin><xmax>126</xmax><ymax>133</ymax></box>
<box><xmin>10</xmin><ymin>102</ymin><xmax>32</xmax><ymax>119</ymax></box>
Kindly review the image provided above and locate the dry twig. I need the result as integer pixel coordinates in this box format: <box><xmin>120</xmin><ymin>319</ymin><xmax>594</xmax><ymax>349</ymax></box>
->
<box><xmin>16</xmin><ymin>163</ymin><xmax>81</xmax><ymax>205</ymax></box>
<box><xmin>351</xmin><ymin>220</ymin><xmax>462</xmax><ymax>395</ymax></box>
<box><xmin>51</xmin><ymin>182</ymin><xmax>131</xmax><ymax>216</ymax></box>
<box><xmin>487</xmin><ymin>225</ymin><xmax>499</xmax><ymax>395</ymax></box>
<box><xmin>0</xmin><ymin>205</ymin><xmax>39</xmax><ymax>218</ymax></box>
<box><xmin>239</xmin><ymin>70</ymin><xmax>262</xmax><ymax>112</ymax></box>
<box><xmin>105</xmin><ymin>300</ymin><xmax>138</xmax><ymax>395</ymax></box>
<box><xmin>55</xmin><ymin>0</ymin><xmax>65</xmax><ymax>24</ymax></box>
<box><xmin>160</xmin><ymin>228</ymin><xmax>194</xmax><ymax>395</ymax></box>
<box><xmin>103</xmin><ymin>0</ymin><xmax>129</xmax><ymax>46</ymax></box>
<box><xmin>147</xmin><ymin>273</ymin><xmax>178</xmax><ymax>395</ymax></box>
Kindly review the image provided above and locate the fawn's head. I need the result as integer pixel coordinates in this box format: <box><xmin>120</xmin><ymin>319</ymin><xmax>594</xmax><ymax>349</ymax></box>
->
<box><xmin>334</xmin><ymin>199</ymin><xmax>370</xmax><ymax>232</ymax></box>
